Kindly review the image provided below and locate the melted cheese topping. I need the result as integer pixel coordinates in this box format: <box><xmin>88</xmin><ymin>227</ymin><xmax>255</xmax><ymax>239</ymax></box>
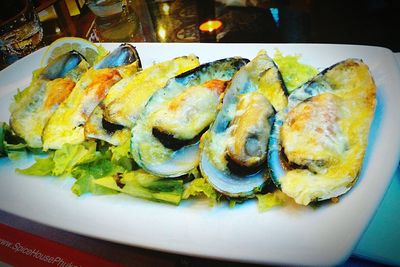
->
<box><xmin>149</xmin><ymin>80</ymin><xmax>224</xmax><ymax>140</ymax></box>
<box><xmin>133</xmin><ymin>119</ymin><xmax>172</xmax><ymax>164</ymax></box>
<box><xmin>104</xmin><ymin>55</ymin><xmax>200</xmax><ymax>128</ymax></box>
<box><xmin>281</xmin><ymin>93</ymin><xmax>347</xmax><ymax>173</ymax></box>
<box><xmin>42</xmin><ymin>68</ymin><xmax>122</xmax><ymax>150</ymax></box>
<box><xmin>44</xmin><ymin>79</ymin><xmax>76</xmax><ymax>109</ymax></box>
<box><xmin>205</xmin><ymin>129</ymin><xmax>231</xmax><ymax>171</ymax></box>
<box><xmin>258</xmin><ymin>67</ymin><xmax>287</xmax><ymax>111</ymax></box>
<box><xmin>279</xmin><ymin>59</ymin><xmax>376</xmax><ymax>205</ymax></box>
<box><xmin>10</xmin><ymin>78</ymin><xmax>75</xmax><ymax>148</ymax></box>
<box><xmin>246</xmin><ymin>50</ymin><xmax>287</xmax><ymax>111</ymax></box>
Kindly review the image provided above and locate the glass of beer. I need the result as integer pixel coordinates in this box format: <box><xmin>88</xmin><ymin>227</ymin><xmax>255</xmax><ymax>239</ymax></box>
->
<box><xmin>0</xmin><ymin>0</ymin><xmax>44</xmax><ymax>69</ymax></box>
<box><xmin>87</xmin><ymin>0</ymin><xmax>141</xmax><ymax>42</ymax></box>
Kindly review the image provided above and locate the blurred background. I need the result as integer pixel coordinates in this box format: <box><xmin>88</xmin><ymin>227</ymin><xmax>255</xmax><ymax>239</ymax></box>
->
<box><xmin>39</xmin><ymin>0</ymin><xmax>400</xmax><ymax>47</ymax></box>
<box><xmin>2</xmin><ymin>0</ymin><xmax>400</xmax><ymax>49</ymax></box>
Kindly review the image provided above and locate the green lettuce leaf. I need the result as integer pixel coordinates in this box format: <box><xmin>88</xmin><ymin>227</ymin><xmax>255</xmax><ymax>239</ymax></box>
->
<box><xmin>110</xmin><ymin>139</ymin><xmax>133</xmax><ymax>171</ymax></box>
<box><xmin>95</xmin><ymin>170</ymin><xmax>184</xmax><ymax>205</ymax></box>
<box><xmin>273</xmin><ymin>50</ymin><xmax>318</xmax><ymax>93</ymax></box>
<box><xmin>16</xmin><ymin>156</ymin><xmax>54</xmax><ymax>176</ymax></box>
<box><xmin>7</xmin><ymin>150</ymin><xmax>27</xmax><ymax>160</ymax></box>
<box><xmin>15</xmin><ymin>140</ymin><xmax>135</xmax><ymax>197</ymax></box>
<box><xmin>182</xmin><ymin>178</ymin><xmax>218</xmax><ymax>206</ymax></box>
<box><xmin>71</xmin><ymin>158</ymin><xmax>122</xmax><ymax>196</ymax></box>
<box><xmin>16</xmin><ymin>141</ymin><xmax>102</xmax><ymax>177</ymax></box>
<box><xmin>52</xmin><ymin>141</ymin><xmax>98</xmax><ymax>176</ymax></box>
<box><xmin>256</xmin><ymin>192</ymin><xmax>285</xmax><ymax>212</ymax></box>
<box><xmin>0</xmin><ymin>122</ymin><xmax>27</xmax><ymax>158</ymax></box>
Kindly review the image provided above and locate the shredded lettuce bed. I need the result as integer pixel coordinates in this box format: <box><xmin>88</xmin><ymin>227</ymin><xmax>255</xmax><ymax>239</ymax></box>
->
<box><xmin>11</xmin><ymin>139</ymin><xmax>184</xmax><ymax>204</ymax></box>
<box><xmin>273</xmin><ymin>50</ymin><xmax>318</xmax><ymax>93</ymax></box>
<box><xmin>182</xmin><ymin>177</ymin><xmax>219</xmax><ymax>206</ymax></box>
<box><xmin>95</xmin><ymin>170</ymin><xmax>183</xmax><ymax>205</ymax></box>
<box><xmin>0</xmin><ymin>122</ymin><xmax>29</xmax><ymax>159</ymax></box>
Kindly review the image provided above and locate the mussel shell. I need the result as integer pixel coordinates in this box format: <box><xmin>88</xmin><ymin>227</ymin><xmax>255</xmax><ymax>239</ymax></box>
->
<box><xmin>40</xmin><ymin>50</ymin><xmax>85</xmax><ymax>80</ymax></box>
<box><xmin>201</xmin><ymin>151</ymin><xmax>267</xmax><ymax>197</ymax></box>
<box><xmin>268</xmin><ymin>58</ymin><xmax>376</xmax><ymax>205</ymax></box>
<box><xmin>200</xmin><ymin>50</ymin><xmax>287</xmax><ymax>198</ymax></box>
<box><xmin>131</xmin><ymin>57</ymin><xmax>249</xmax><ymax>178</ymax></box>
<box><xmin>94</xmin><ymin>43</ymin><xmax>141</xmax><ymax>69</ymax></box>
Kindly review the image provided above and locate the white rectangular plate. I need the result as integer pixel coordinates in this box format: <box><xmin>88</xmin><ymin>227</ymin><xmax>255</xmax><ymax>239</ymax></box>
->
<box><xmin>1</xmin><ymin>43</ymin><xmax>400</xmax><ymax>266</ymax></box>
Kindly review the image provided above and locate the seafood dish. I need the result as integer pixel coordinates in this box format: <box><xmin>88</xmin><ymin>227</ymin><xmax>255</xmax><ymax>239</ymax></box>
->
<box><xmin>2</xmin><ymin>41</ymin><xmax>378</xmax><ymax>209</ymax></box>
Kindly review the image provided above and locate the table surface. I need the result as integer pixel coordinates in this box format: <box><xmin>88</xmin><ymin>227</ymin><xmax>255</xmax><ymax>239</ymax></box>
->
<box><xmin>0</xmin><ymin>206</ymin><xmax>394</xmax><ymax>267</ymax></box>
<box><xmin>1</xmin><ymin>0</ymin><xmax>400</xmax><ymax>266</ymax></box>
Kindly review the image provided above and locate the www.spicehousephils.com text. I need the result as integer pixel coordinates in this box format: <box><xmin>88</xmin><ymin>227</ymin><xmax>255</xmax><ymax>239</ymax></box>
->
<box><xmin>1</xmin><ymin>237</ymin><xmax>80</xmax><ymax>267</ymax></box>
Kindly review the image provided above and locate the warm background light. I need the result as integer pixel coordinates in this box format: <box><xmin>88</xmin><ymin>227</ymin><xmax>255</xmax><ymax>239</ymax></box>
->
<box><xmin>199</xmin><ymin>20</ymin><xmax>223</xmax><ymax>33</ymax></box>
<box><xmin>157</xmin><ymin>26</ymin><xmax>167</xmax><ymax>41</ymax></box>
<box><xmin>161</xmin><ymin>3</ymin><xmax>170</xmax><ymax>15</ymax></box>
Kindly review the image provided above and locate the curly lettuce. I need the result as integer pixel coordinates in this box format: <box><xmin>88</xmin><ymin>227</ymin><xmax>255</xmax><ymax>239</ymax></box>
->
<box><xmin>256</xmin><ymin>191</ymin><xmax>287</xmax><ymax>212</ymax></box>
<box><xmin>0</xmin><ymin>122</ymin><xmax>28</xmax><ymax>159</ymax></box>
<box><xmin>273</xmin><ymin>50</ymin><xmax>318</xmax><ymax>93</ymax></box>
<box><xmin>182</xmin><ymin>178</ymin><xmax>219</xmax><ymax>206</ymax></box>
<box><xmin>16</xmin><ymin>141</ymin><xmax>126</xmax><ymax>196</ymax></box>
<box><xmin>95</xmin><ymin>170</ymin><xmax>184</xmax><ymax>205</ymax></box>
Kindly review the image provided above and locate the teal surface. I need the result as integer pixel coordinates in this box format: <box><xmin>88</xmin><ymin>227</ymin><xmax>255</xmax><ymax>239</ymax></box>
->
<box><xmin>354</xmin><ymin>166</ymin><xmax>400</xmax><ymax>265</ymax></box>
<box><xmin>353</xmin><ymin>53</ymin><xmax>400</xmax><ymax>265</ymax></box>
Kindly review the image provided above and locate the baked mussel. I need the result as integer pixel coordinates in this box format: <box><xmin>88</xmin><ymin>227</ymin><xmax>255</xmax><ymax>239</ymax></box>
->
<box><xmin>42</xmin><ymin>44</ymin><xmax>141</xmax><ymax>150</ymax></box>
<box><xmin>130</xmin><ymin>57</ymin><xmax>249</xmax><ymax>177</ymax></box>
<box><xmin>9</xmin><ymin>51</ymin><xmax>90</xmax><ymax>148</ymax></box>
<box><xmin>84</xmin><ymin>54</ymin><xmax>200</xmax><ymax>146</ymax></box>
<box><xmin>268</xmin><ymin>59</ymin><xmax>376</xmax><ymax>205</ymax></box>
<box><xmin>200</xmin><ymin>50</ymin><xmax>288</xmax><ymax>198</ymax></box>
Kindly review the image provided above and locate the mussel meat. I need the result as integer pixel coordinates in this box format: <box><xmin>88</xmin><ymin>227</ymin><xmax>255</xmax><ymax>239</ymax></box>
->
<box><xmin>268</xmin><ymin>58</ymin><xmax>376</xmax><ymax>205</ymax></box>
<box><xmin>200</xmin><ymin>50</ymin><xmax>288</xmax><ymax>198</ymax></box>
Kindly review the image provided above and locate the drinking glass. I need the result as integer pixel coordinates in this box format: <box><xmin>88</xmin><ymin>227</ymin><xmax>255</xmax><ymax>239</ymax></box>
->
<box><xmin>86</xmin><ymin>0</ymin><xmax>141</xmax><ymax>42</ymax></box>
<box><xmin>0</xmin><ymin>0</ymin><xmax>44</xmax><ymax>69</ymax></box>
